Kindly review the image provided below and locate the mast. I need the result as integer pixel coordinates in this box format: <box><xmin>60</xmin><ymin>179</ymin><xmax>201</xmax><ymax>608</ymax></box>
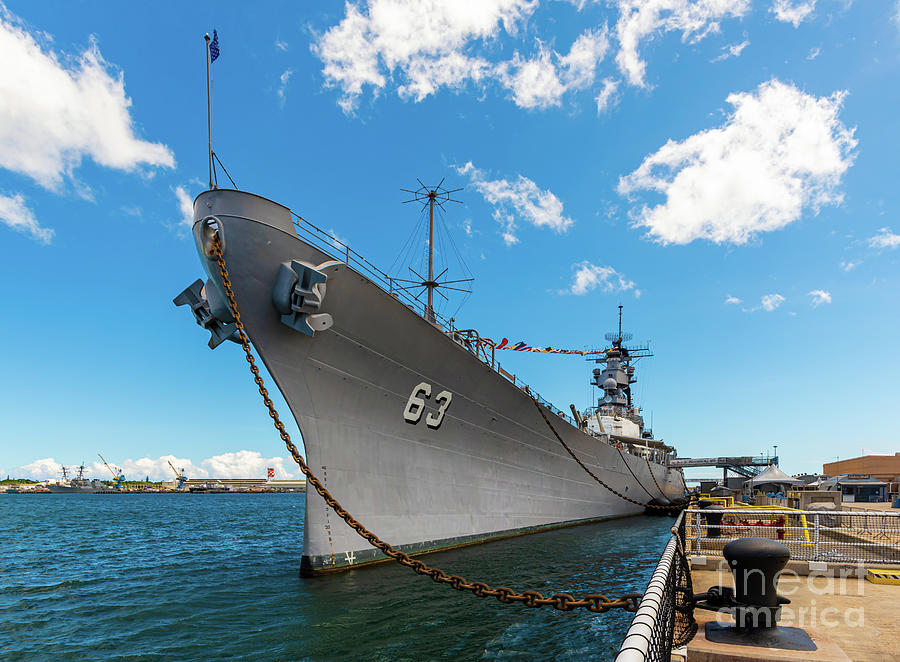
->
<box><xmin>617</xmin><ymin>304</ymin><xmax>623</xmax><ymax>342</ymax></box>
<box><xmin>205</xmin><ymin>33</ymin><xmax>214</xmax><ymax>190</ymax></box>
<box><xmin>427</xmin><ymin>190</ymin><xmax>435</xmax><ymax>322</ymax></box>
<box><xmin>397</xmin><ymin>180</ymin><xmax>471</xmax><ymax>324</ymax></box>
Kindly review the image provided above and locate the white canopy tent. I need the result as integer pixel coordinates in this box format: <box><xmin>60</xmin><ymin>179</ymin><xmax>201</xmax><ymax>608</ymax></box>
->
<box><xmin>745</xmin><ymin>464</ymin><xmax>803</xmax><ymax>489</ymax></box>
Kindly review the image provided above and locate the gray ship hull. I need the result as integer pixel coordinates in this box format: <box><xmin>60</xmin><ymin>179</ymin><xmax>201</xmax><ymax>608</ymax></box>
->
<box><xmin>189</xmin><ymin>189</ymin><xmax>684</xmax><ymax>575</ymax></box>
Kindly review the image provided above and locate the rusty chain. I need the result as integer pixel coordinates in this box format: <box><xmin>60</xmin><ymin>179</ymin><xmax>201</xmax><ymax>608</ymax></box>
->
<box><xmin>209</xmin><ymin>235</ymin><xmax>641</xmax><ymax>614</ymax></box>
<box><xmin>530</xmin><ymin>401</ymin><xmax>678</xmax><ymax>512</ymax></box>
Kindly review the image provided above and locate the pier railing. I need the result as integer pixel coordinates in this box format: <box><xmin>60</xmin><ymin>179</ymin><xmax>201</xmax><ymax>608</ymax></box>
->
<box><xmin>616</xmin><ymin>512</ymin><xmax>697</xmax><ymax>662</ymax></box>
<box><xmin>685</xmin><ymin>508</ymin><xmax>900</xmax><ymax>565</ymax></box>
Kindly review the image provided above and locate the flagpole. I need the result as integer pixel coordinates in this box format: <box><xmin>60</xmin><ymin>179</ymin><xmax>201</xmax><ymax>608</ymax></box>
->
<box><xmin>205</xmin><ymin>33</ymin><xmax>214</xmax><ymax>190</ymax></box>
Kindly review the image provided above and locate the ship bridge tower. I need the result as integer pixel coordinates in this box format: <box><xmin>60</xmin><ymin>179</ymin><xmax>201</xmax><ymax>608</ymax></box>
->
<box><xmin>590</xmin><ymin>306</ymin><xmax>652</xmax><ymax>419</ymax></box>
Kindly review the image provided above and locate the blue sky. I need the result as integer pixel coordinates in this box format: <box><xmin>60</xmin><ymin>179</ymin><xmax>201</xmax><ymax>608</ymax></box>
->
<box><xmin>1</xmin><ymin>0</ymin><xmax>899</xmax><ymax>482</ymax></box>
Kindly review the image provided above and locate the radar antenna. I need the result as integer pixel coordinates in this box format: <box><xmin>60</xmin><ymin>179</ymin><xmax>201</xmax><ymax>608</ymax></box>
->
<box><xmin>395</xmin><ymin>179</ymin><xmax>473</xmax><ymax>323</ymax></box>
<box><xmin>604</xmin><ymin>304</ymin><xmax>633</xmax><ymax>344</ymax></box>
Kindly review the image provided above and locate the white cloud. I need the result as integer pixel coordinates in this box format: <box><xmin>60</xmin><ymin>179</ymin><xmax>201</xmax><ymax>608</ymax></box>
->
<box><xmin>175</xmin><ymin>186</ymin><xmax>193</xmax><ymax>226</ymax></box>
<box><xmin>711</xmin><ymin>39</ymin><xmax>749</xmax><ymax>62</ymax></box>
<box><xmin>496</xmin><ymin>28</ymin><xmax>610</xmax><ymax>109</ymax></box>
<box><xmin>808</xmin><ymin>289</ymin><xmax>831</xmax><ymax>307</ymax></box>
<box><xmin>839</xmin><ymin>259</ymin><xmax>858</xmax><ymax>272</ymax></box>
<box><xmin>457</xmin><ymin>161</ymin><xmax>573</xmax><ymax>245</ymax></box>
<box><xmin>16</xmin><ymin>457</ymin><xmax>62</xmax><ymax>479</ymax></box>
<box><xmin>595</xmin><ymin>77</ymin><xmax>620</xmax><ymax>114</ymax></box>
<box><xmin>761</xmin><ymin>293</ymin><xmax>785</xmax><ymax>311</ymax></box>
<box><xmin>12</xmin><ymin>452</ymin><xmax>298</xmax><ymax>481</ymax></box>
<box><xmin>313</xmin><ymin>1</ymin><xmax>759</xmax><ymax>111</ymax></box>
<box><xmin>496</xmin><ymin>45</ymin><xmax>564</xmax><ymax>110</ymax></box>
<box><xmin>0</xmin><ymin>8</ymin><xmax>175</xmax><ymax>191</ymax></box>
<box><xmin>312</xmin><ymin>0</ymin><xmax>537</xmax><ymax>112</ymax></box>
<box><xmin>612</xmin><ymin>0</ymin><xmax>750</xmax><ymax>88</ymax></box>
<box><xmin>560</xmin><ymin>27</ymin><xmax>611</xmax><ymax>88</ymax></box>
<box><xmin>398</xmin><ymin>52</ymin><xmax>492</xmax><ymax>101</ymax></box>
<box><xmin>807</xmin><ymin>46</ymin><xmax>820</xmax><ymax>60</ymax></box>
<box><xmin>772</xmin><ymin>0</ymin><xmax>817</xmax><ymax>27</ymax></box>
<box><xmin>724</xmin><ymin>295</ymin><xmax>742</xmax><ymax>304</ymax></box>
<box><xmin>618</xmin><ymin>79</ymin><xmax>856</xmax><ymax>245</ymax></box>
<box><xmin>202</xmin><ymin>450</ymin><xmax>297</xmax><ymax>479</ymax></box>
<box><xmin>565</xmin><ymin>261</ymin><xmax>637</xmax><ymax>296</ymax></box>
<box><xmin>0</xmin><ymin>192</ymin><xmax>53</xmax><ymax>243</ymax></box>
<box><xmin>278</xmin><ymin>68</ymin><xmax>294</xmax><ymax>105</ymax></box>
<box><xmin>868</xmin><ymin>227</ymin><xmax>900</xmax><ymax>249</ymax></box>
<box><xmin>275</xmin><ymin>38</ymin><xmax>289</xmax><ymax>52</ymax></box>
<box><xmin>110</xmin><ymin>455</ymin><xmax>208</xmax><ymax>481</ymax></box>
<box><xmin>894</xmin><ymin>1</ymin><xmax>900</xmax><ymax>31</ymax></box>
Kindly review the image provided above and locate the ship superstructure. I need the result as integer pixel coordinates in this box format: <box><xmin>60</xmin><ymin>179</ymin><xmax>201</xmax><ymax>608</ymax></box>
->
<box><xmin>582</xmin><ymin>306</ymin><xmax>670</xmax><ymax>464</ymax></box>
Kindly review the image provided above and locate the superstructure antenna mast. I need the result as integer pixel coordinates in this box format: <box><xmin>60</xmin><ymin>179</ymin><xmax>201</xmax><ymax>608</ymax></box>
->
<box><xmin>617</xmin><ymin>304</ymin><xmax>623</xmax><ymax>342</ymax></box>
<box><xmin>397</xmin><ymin>179</ymin><xmax>471</xmax><ymax>323</ymax></box>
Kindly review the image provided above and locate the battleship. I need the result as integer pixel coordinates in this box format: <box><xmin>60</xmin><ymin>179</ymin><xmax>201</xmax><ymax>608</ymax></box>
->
<box><xmin>46</xmin><ymin>465</ymin><xmax>103</xmax><ymax>493</ymax></box>
<box><xmin>175</xmin><ymin>183</ymin><xmax>685</xmax><ymax>575</ymax></box>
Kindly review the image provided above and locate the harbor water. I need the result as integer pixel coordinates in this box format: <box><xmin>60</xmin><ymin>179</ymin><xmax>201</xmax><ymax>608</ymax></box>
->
<box><xmin>1</xmin><ymin>494</ymin><xmax>673</xmax><ymax>660</ymax></box>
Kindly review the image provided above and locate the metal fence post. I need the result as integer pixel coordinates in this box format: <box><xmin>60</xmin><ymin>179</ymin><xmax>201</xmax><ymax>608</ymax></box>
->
<box><xmin>694</xmin><ymin>510</ymin><xmax>701</xmax><ymax>556</ymax></box>
<box><xmin>813</xmin><ymin>514</ymin><xmax>820</xmax><ymax>561</ymax></box>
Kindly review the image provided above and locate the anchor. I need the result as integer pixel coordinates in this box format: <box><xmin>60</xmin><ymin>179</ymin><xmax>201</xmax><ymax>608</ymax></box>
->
<box><xmin>173</xmin><ymin>279</ymin><xmax>239</xmax><ymax>349</ymax></box>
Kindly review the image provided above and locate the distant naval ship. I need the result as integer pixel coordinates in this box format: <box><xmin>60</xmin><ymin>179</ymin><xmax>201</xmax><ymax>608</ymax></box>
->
<box><xmin>175</xmin><ymin>186</ymin><xmax>685</xmax><ymax>574</ymax></box>
<box><xmin>46</xmin><ymin>465</ymin><xmax>102</xmax><ymax>493</ymax></box>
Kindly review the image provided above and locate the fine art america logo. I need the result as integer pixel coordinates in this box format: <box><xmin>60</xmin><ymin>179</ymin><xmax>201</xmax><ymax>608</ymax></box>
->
<box><xmin>706</xmin><ymin>559</ymin><xmax>867</xmax><ymax>628</ymax></box>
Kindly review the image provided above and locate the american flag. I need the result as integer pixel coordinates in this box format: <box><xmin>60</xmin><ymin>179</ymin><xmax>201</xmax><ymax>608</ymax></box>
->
<box><xmin>209</xmin><ymin>30</ymin><xmax>220</xmax><ymax>63</ymax></box>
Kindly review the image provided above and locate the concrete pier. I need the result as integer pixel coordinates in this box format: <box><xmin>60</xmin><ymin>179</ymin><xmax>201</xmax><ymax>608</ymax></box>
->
<box><xmin>688</xmin><ymin>562</ymin><xmax>900</xmax><ymax>661</ymax></box>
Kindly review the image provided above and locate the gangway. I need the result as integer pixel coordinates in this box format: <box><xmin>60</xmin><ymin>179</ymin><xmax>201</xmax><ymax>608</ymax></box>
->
<box><xmin>667</xmin><ymin>454</ymin><xmax>776</xmax><ymax>481</ymax></box>
<box><xmin>97</xmin><ymin>453</ymin><xmax>125</xmax><ymax>489</ymax></box>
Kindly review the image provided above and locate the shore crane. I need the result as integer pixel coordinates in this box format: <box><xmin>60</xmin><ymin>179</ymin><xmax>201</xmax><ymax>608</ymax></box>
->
<box><xmin>167</xmin><ymin>461</ymin><xmax>187</xmax><ymax>489</ymax></box>
<box><xmin>97</xmin><ymin>453</ymin><xmax>125</xmax><ymax>489</ymax></box>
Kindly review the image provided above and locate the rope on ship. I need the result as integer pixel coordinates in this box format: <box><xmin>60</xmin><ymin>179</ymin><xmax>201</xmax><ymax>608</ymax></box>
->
<box><xmin>208</xmin><ymin>234</ymin><xmax>643</xmax><ymax>615</ymax></box>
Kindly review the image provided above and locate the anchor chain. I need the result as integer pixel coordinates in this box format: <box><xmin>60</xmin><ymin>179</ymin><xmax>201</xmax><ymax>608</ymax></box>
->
<box><xmin>530</xmin><ymin>400</ymin><xmax>677</xmax><ymax>512</ymax></box>
<box><xmin>209</xmin><ymin>236</ymin><xmax>641</xmax><ymax>614</ymax></box>
<box><xmin>615</xmin><ymin>444</ymin><xmax>662</xmax><ymax>502</ymax></box>
<box><xmin>645</xmin><ymin>456</ymin><xmax>669</xmax><ymax>500</ymax></box>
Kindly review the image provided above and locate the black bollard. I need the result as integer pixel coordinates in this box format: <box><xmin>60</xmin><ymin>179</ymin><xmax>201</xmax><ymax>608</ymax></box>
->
<box><xmin>724</xmin><ymin>537</ymin><xmax>790</xmax><ymax>629</ymax></box>
<box><xmin>695</xmin><ymin>536</ymin><xmax>816</xmax><ymax>651</ymax></box>
<box><xmin>699</xmin><ymin>499</ymin><xmax>724</xmax><ymax>538</ymax></box>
